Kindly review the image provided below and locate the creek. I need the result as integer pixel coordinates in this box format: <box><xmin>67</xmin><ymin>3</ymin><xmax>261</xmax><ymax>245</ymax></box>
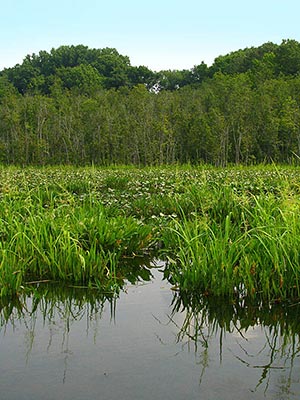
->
<box><xmin>0</xmin><ymin>261</ymin><xmax>300</xmax><ymax>400</ymax></box>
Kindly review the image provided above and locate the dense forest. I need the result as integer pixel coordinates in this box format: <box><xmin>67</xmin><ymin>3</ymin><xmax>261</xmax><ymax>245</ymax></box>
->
<box><xmin>1</xmin><ymin>39</ymin><xmax>300</xmax><ymax>165</ymax></box>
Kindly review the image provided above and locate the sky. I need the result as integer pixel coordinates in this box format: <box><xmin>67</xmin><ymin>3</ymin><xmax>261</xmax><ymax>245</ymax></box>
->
<box><xmin>1</xmin><ymin>0</ymin><xmax>300</xmax><ymax>72</ymax></box>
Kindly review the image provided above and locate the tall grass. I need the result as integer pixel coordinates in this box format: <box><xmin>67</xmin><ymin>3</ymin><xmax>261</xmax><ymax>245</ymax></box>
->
<box><xmin>163</xmin><ymin>181</ymin><xmax>300</xmax><ymax>301</ymax></box>
<box><xmin>1</xmin><ymin>165</ymin><xmax>300</xmax><ymax>301</ymax></box>
<box><xmin>0</xmin><ymin>186</ymin><xmax>154</xmax><ymax>297</ymax></box>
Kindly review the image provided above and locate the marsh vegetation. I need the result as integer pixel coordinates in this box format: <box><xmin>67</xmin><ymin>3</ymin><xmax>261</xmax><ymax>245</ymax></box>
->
<box><xmin>1</xmin><ymin>165</ymin><xmax>300</xmax><ymax>303</ymax></box>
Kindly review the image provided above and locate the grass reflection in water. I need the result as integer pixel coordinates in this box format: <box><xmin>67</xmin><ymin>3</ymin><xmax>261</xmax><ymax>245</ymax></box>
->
<box><xmin>170</xmin><ymin>290</ymin><xmax>300</xmax><ymax>396</ymax></box>
<box><xmin>0</xmin><ymin>263</ymin><xmax>300</xmax><ymax>399</ymax></box>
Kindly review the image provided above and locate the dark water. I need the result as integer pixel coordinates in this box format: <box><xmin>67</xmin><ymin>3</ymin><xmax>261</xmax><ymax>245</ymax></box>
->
<box><xmin>0</xmin><ymin>262</ymin><xmax>300</xmax><ymax>400</ymax></box>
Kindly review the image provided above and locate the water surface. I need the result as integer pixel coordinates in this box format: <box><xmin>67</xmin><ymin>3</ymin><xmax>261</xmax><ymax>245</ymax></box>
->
<box><xmin>0</xmin><ymin>265</ymin><xmax>299</xmax><ymax>399</ymax></box>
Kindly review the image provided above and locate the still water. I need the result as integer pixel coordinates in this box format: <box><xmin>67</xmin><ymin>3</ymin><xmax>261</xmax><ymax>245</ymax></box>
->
<box><xmin>0</xmin><ymin>262</ymin><xmax>300</xmax><ymax>400</ymax></box>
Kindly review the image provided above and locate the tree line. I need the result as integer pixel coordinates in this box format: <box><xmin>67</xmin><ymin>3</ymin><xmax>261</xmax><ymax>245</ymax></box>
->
<box><xmin>1</xmin><ymin>39</ymin><xmax>300</xmax><ymax>165</ymax></box>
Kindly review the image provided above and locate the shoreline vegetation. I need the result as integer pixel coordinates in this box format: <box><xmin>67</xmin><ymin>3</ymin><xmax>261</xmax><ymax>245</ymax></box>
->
<box><xmin>1</xmin><ymin>164</ymin><xmax>300</xmax><ymax>302</ymax></box>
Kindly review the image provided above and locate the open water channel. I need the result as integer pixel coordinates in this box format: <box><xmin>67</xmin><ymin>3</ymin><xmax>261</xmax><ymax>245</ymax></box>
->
<box><xmin>0</xmin><ymin>261</ymin><xmax>300</xmax><ymax>399</ymax></box>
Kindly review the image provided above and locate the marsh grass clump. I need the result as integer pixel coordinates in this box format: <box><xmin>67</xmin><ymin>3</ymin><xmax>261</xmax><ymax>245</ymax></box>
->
<box><xmin>102</xmin><ymin>174</ymin><xmax>129</xmax><ymax>191</ymax></box>
<box><xmin>163</xmin><ymin>182</ymin><xmax>300</xmax><ymax>301</ymax></box>
<box><xmin>0</xmin><ymin>185</ymin><xmax>155</xmax><ymax>298</ymax></box>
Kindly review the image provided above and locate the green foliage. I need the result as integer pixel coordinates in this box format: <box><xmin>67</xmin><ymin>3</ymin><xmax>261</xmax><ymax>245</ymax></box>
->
<box><xmin>209</xmin><ymin>41</ymin><xmax>279</xmax><ymax>76</ymax></box>
<box><xmin>162</xmin><ymin>171</ymin><xmax>300</xmax><ymax>301</ymax></box>
<box><xmin>274</xmin><ymin>39</ymin><xmax>300</xmax><ymax>75</ymax></box>
<box><xmin>1</xmin><ymin>165</ymin><xmax>300</xmax><ymax>302</ymax></box>
<box><xmin>0</xmin><ymin>170</ymin><xmax>159</xmax><ymax>297</ymax></box>
<box><xmin>56</xmin><ymin>64</ymin><xmax>103</xmax><ymax>93</ymax></box>
<box><xmin>1</xmin><ymin>45</ymin><xmax>142</xmax><ymax>94</ymax></box>
<box><xmin>2</xmin><ymin>40</ymin><xmax>300</xmax><ymax>165</ymax></box>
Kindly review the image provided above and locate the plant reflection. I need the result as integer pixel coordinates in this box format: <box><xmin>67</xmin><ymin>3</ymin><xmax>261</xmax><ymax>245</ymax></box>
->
<box><xmin>170</xmin><ymin>292</ymin><xmax>300</xmax><ymax>397</ymax></box>
<box><xmin>0</xmin><ymin>262</ymin><xmax>153</xmax><ymax>325</ymax></box>
<box><xmin>0</xmin><ymin>261</ymin><xmax>154</xmax><ymax>383</ymax></box>
<box><xmin>1</xmin><ymin>264</ymin><xmax>300</xmax><ymax>397</ymax></box>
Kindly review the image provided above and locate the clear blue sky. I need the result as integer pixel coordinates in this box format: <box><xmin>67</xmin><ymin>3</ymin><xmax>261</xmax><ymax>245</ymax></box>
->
<box><xmin>1</xmin><ymin>0</ymin><xmax>300</xmax><ymax>71</ymax></box>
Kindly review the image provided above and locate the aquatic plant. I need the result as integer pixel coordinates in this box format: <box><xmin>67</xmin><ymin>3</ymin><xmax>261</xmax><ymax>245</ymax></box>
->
<box><xmin>163</xmin><ymin>181</ymin><xmax>300</xmax><ymax>301</ymax></box>
<box><xmin>0</xmin><ymin>184</ymin><xmax>155</xmax><ymax>297</ymax></box>
<box><xmin>1</xmin><ymin>164</ymin><xmax>300</xmax><ymax>300</ymax></box>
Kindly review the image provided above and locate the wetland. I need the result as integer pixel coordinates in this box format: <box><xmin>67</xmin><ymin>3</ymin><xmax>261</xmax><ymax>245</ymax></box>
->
<box><xmin>1</xmin><ymin>165</ymin><xmax>300</xmax><ymax>398</ymax></box>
